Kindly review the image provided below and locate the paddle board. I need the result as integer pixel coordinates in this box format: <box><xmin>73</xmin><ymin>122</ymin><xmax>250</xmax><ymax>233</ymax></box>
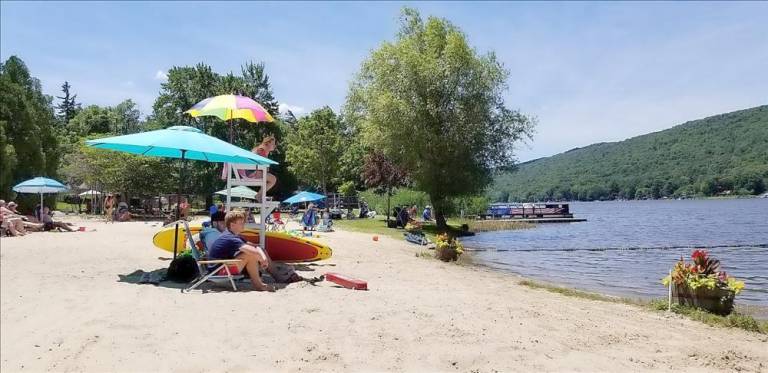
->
<box><xmin>152</xmin><ymin>225</ymin><xmax>332</xmax><ymax>262</ymax></box>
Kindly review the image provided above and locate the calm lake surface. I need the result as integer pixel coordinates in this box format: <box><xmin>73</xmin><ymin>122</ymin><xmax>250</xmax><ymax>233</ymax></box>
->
<box><xmin>463</xmin><ymin>199</ymin><xmax>768</xmax><ymax>306</ymax></box>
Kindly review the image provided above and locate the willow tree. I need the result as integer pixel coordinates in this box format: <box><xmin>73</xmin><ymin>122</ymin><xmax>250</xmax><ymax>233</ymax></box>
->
<box><xmin>285</xmin><ymin>107</ymin><xmax>345</xmax><ymax>196</ymax></box>
<box><xmin>345</xmin><ymin>8</ymin><xmax>535</xmax><ymax>228</ymax></box>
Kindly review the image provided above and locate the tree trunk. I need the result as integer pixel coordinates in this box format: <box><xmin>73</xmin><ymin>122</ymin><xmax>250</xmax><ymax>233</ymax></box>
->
<box><xmin>205</xmin><ymin>194</ymin><xmax>213</xmax><ymax>213</ymax></box>
<box><xmin>435</xmin><ymin>210</ymin><xmax>448</xmax><ymax>230</ymax></box>
<box><xmin>386</xmin><ymin>188</ymin><xmax>392</xmax><ymax>226</ymax></box>
<box><xmin>433</xmin><ymin>196</ymin><xmax>449</xmax><ymax>230</ymax></box>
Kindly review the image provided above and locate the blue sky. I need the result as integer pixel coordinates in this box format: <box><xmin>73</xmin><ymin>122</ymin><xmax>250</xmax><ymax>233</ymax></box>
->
<box><xmin>2</xmin><ymin>1</ymin><xmax>767</xmax><ymax>161</ymax></box>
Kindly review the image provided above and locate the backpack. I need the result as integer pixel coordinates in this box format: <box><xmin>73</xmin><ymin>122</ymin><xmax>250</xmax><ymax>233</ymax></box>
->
<box><xmin>166</xmin><ymin>255</ymin><xmax>199</xmax><ymax>283</ymax></box>
<box><xmin>270</xmin><ymin>263</ymin><xmax>299</xmax><ymax>283</ymax></box>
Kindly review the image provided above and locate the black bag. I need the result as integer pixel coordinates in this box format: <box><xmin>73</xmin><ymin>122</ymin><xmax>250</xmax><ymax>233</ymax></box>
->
<box><xmin>166</xmin><ymin>255</ymin><xmax>199</xmax><ymax>283</ymax></box>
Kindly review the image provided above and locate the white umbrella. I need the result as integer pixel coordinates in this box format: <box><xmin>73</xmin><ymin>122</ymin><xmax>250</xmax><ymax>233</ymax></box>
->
<box><xmin>78</xmin><ymin>190</ymin><xmax>102</xmax><ymax>197</ymax></box>
<box><xmin>214</xmin><ymin>185</ymin><xmax>257</xmax><ymax>200</ymax></box>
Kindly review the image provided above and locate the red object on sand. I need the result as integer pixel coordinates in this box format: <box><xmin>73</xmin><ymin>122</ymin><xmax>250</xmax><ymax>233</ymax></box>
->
<box><xmin>325</xmin><ymin>272</ymin><xmax>367</xmax><ymax>290</ymax></box>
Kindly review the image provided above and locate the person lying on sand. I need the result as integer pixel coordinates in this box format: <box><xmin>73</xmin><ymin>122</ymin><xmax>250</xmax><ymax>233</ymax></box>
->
<box><xmin>207</xmin><ymin>210</ymin><xmax>274</xmax><ymax>292</ymax></box>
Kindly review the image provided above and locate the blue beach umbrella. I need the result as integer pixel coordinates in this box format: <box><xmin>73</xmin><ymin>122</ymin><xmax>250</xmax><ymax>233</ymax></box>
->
<box><xmin>283</xmin><ymin>191</ymin><xmax>326</xmax><ymax>205</ymax></box>
<box><xmin>86</xmin><ymin>126</ymin><xmax>277</xmax><ymax>258</ymax></box>
<box><xmin>13</xmin><ymin>177</ymin><xmax>69</xmax><ymax>218</ymax></box>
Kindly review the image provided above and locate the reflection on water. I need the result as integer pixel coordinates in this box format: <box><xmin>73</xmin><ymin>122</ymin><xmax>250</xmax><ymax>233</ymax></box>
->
<box><xmin>462</xmin><ymin>199</ymin><xmax>768</xmax><ymax>306</ymax></box>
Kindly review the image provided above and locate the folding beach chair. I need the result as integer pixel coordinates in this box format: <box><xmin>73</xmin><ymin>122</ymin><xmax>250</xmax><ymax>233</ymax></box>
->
<box><xmin>265</xmin><ymin>211</ymin><xmax>286</xmax><ymax>231</ymax></box>
<box><xmin>172</xmin><ymin>220</ymin><xmax>245</xmax><ymax>292</ymax></box>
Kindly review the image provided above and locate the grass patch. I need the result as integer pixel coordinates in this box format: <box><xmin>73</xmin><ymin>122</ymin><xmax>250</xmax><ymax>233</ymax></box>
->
<box><xmin>334</xmin><ymin>215</ymin><xmax>470</xmax><ymax>242</ymax></box>
<box><xmin>333</xmin><ymin>216</ymin><xmax>404</xmax><ymax>240</ymax></box>
<box><xmin>415</xmin><ymin>250</ymin><xmax>433</xmax><ymax>259</ymax></box>
<box><xmin>466</xmin><ymin>220</ymin><xmax>534</xmax><ymax>232</ymax></box>
<box><xmin>519</xmin><ymin>279</ymin><xmax>766</xmax><ymax>334</ymax></box>
<box><xmin>648</xmin><ymin>299</ymin><xmax>768</xmax><ymax>334</ymax></box>
<box><xmin>55</xmin><ymin>201</ymin><xmax>81</xmax><ymax>213</ymax></box>
<box><xmin>518</xmin><ymin>279</ymin><xmax>637</xmax><ymax>304</ymax></box>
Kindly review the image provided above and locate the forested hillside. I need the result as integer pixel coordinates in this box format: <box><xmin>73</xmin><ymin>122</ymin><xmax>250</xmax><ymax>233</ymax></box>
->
<box><xmin>492</xmin><ymin>105</ymin><xmax>768</xmax><ymax>201</ymax></box>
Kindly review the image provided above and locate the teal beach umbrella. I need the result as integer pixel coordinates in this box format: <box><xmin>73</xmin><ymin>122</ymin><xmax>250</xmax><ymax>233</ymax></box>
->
<box><xmin>283</xmin><ymin>191</ymin><xmax>326</xmax><ymax>204</ymax></box>
<box><xmin>87</xmin><ymin>126</ymin><xmax>277</xmax><ymax>258</ymax></box>
<box><xmin>13</xmin><ymin>177</ymin><xmax>69</xmax><ymax>218</ymax></box>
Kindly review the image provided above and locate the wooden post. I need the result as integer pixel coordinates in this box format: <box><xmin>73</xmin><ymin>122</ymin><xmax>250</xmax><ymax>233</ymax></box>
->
<box><xmin>667</xmin><ymin>268</ymin><xmax>673</xmax><ymax>312</ymax></box>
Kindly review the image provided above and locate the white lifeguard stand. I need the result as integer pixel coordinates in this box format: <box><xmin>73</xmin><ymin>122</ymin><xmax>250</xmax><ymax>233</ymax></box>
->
<box><xmin>222</xmin><ymin>162</ymin><xmax>280</xmax><ymax>250</ymax></box>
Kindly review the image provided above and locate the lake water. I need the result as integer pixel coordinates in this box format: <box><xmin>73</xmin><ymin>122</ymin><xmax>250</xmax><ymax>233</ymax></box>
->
<box><xmin>462</xmin><ymin>199</ymin><xmax>768</xmax><ymax>306</ymax></box>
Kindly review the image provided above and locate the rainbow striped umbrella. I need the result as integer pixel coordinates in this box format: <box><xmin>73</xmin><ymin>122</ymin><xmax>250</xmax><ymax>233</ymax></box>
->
<box><xmin>185</xmin><ymin>94</ymin><xmax>274</xmax><ymax>141</ymax></box>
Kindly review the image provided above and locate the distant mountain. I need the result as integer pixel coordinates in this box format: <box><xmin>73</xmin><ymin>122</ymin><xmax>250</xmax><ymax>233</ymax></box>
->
<box><xmin>492</xmin><ymin>105</ymin><xmax>768</xmax><ymax>201</ymax></box>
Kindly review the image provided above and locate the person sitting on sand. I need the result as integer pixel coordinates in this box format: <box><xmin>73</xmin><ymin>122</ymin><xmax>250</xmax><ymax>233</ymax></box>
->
<box><xmin>1</xmin><ymin>200</ymin><xmax>27</xmax><ymax>236</ymax></box>
<box><xmin>111</xmin><ymin>198</ymin><xmax>131</xmax><ymax>222</ymax></box>
<box><xmin>199</xmin><ymin>211</ymin><xmax>227</xmax><ymax>251</ymax></box>
<box><xmin>207</xmin><ymin>210</ymin><xmax>274</xmax><ymax>292</ymax></box>
<box><xmin>1</xmin><ymin>200</ymin><xmax>43</xmax><ymax>233</ymax></box>
<box><xmin>6</xmin><ymin>202</ymin><xmax>44</xmax><ymax>231</ymax></box>
<box><xmin>41</xmin><ymin>207</ymin><xmax>75</xmax><ymax>232</ymax></box>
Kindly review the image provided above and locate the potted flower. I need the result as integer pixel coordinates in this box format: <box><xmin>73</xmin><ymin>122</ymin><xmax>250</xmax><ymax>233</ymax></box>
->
<box><xmin>435</xmin><ymin>233</ymin><xmax>464</xmax><ymax>262</ymax></box>
<box><xmin>662</xmin><ymin>249</ymin><xmax>745</xmax><ymax>315</ymax></box>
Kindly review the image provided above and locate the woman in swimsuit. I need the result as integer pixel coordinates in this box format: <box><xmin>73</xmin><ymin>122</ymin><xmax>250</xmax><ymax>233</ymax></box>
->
<box><xmin>248</xmin><ymin>135</ymin><xmax>278</xmax><ymax>193</ymax></box>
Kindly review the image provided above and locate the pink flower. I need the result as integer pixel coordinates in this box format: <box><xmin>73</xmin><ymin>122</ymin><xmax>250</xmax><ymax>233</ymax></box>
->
<box><xmin>692</xmin><ymin>249</ymin><xmax>707</xmax><ymax>261</ymax></box>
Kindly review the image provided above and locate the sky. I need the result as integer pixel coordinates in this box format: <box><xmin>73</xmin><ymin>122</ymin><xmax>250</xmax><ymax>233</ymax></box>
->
<box><xmin>2</xmin><ymin>1</ymin><xmax>767</xmax><ymax>161</ymax></box>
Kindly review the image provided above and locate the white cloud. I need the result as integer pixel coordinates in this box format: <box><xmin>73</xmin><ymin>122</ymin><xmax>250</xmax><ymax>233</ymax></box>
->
<box><xmin>278</xmin><ymin>102</ymin><xmax>305</xmax><ymax>115</ymax></box>
<box><xmin>154</xmin><ymin>70</ymin><xmax>168</xmax><ymax>81</ymax></box>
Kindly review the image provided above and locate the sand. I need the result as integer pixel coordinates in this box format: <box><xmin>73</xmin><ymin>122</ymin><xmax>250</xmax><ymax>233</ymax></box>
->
<box><xmin>1</xmin><ymin>218</ymin><xmax>767</xmax><ymax>372</ymax></box>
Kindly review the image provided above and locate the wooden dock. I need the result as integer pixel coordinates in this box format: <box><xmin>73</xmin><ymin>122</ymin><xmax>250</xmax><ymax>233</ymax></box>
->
<box><xmin>503</xmin><ymin>217</ymin><xmax>586</xmax><ymax>223</ymax></box>
<box><xmin>472</xmin><ymin>217</ymin><xmax>586</xmax><ymax>224</ymax></box>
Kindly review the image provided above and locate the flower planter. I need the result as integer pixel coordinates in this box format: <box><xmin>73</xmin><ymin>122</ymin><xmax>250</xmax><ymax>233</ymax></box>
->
<box><xmin>435</xmin><ymin>246</ymin><xmax>459</xmax><ymax>262</ymax></box>
<box><xmin>672</xmin><ymin>284</ymin><xmax>735</xmax><ymax>316</ymax></box>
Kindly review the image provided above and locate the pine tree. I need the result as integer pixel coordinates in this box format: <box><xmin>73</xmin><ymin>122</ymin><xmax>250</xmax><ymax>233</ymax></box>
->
<box><xmin>56</xmin><ymin>81</ymin><xmax>80</xmax><ymax>124</ymax></box>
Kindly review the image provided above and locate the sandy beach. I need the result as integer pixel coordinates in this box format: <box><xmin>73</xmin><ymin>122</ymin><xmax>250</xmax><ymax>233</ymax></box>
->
<box><xmin>1</xmin><ymin>218</ymin><xmax>766</xmax><ymax>372</ymax></box>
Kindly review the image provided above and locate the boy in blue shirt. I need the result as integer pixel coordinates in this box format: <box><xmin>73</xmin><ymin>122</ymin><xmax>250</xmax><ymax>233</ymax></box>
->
<box><xmin>208</xmin><ymin>210</ymin><xmax>274</xmax><ymax>292</ymax></box>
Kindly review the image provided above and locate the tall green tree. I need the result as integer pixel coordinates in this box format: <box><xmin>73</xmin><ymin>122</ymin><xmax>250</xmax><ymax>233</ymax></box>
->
<box><xmin>68</xmin><ymin>105</ymin><xmax>117</xmax><ymax>136</ymax></box>
<box><xmin>55</xmin><ymin>81</ymin><xmax>80</xmax><ymax>123</ymax></box>
<box><xmin>345</xmin><ymin>8</ymin><xmax>535</xmax><ymax>228</ymax></box>
<box><xmin>0</xmin><ymin>56</ymin><xmax>60</xmax><ymax>202</ymax></box>
<box><xmin>241</xmin><ymin>61</ymin><xmax>279</xmax><ymax>115</ymax></box>
<box><xmin>112</xmin><ymin>99</ymin><xmax>142</xmax><ymax>135</ymax></box>
<box><xmin>285</xmin><ymin>107</ymin><xmax>345</xmax><ymax>195</ymax></box>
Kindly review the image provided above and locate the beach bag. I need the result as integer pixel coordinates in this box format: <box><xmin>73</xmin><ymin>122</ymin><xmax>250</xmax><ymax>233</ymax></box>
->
<box><xmin>270</xmin><ymin>263</ymin><xmax>298</xmax><ymax>283</ymax></box>
<box><xmin>167</xmin><ymin>255</ymin><xmax>199</xmax><ymax>283</ymax></box>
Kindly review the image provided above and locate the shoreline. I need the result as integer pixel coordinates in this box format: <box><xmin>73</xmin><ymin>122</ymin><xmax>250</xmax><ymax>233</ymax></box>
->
<box><xmin>461</xmin><ymin>244</ymin><xmax>768</xmax><ymax>320</ymax></box>
<box><xmin>462</xmin><ymin>254</ymin><xmax>768</xmax><ymax>322</ymax></box>
<box><xmin>2</xmin><ymin>218</ymin><xmax>767</xmax><ymax>372</ymax></box>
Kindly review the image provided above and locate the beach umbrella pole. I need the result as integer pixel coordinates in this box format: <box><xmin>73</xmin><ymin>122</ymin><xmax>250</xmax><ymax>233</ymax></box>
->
<box><xmin>173</xmin><ymin>150</ymin><xmax>187</xmax><ymax>259</ymax></box>
<box><xmin>40</xmin><ymin>192</ymin><xmax>43</xmax><ymax>219</ymax></box>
